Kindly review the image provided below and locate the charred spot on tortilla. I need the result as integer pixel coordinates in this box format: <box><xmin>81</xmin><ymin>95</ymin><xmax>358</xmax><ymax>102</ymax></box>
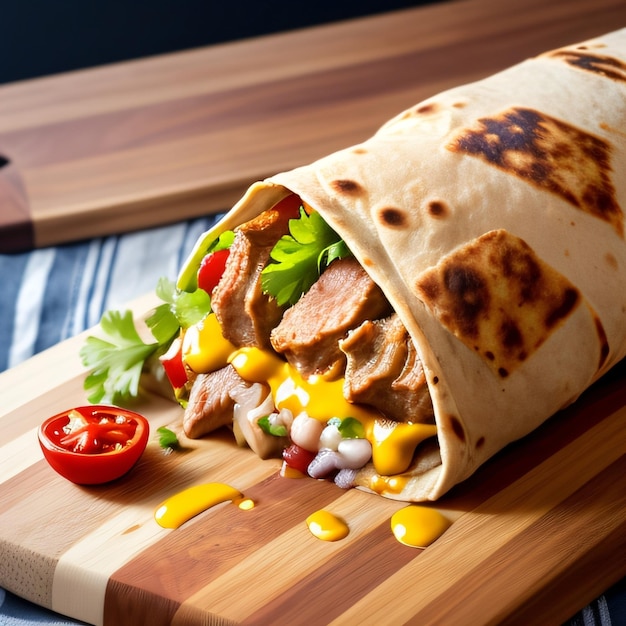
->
<box><xmin>426</xmin><ymin>200</ymin><xmax>449</xmax><ymax>219</ymax></box>
<box><xmin>605</xmin><ymin>252</ymin><xmax>618</xmax><ymax>270</ymax></box>
<box><xmin>594</xmin><ymin>312</ymin><xmax>610</xmax><ymax>371</ymax></box>
<box><xmin>415</xmin><ymin>103</ymin><xmax>440</xmax><ymax>115</ymax></box>
<box><xmin>331</xmin><ymin>179</ymin><xmax>363</xmax><ymax>195</ymax></box>
<box><xmin>378</xmin><ymin>207</ymin><xmax>408</xmax><ymax>228</ymax></box>
<box><xmin>447</xmin><ymin>107</ymin><xmax>623</xmax><ymax>237</ymax></box>
<box><xmin>544</xmin><ymin>49</ymin><xmax>626</xmax><ymax>82</ymax></box>
<box><xmin>545</xmin><ymin>288</ymin><xmax>579</xmax><ymax>329</ymax></box>
<box><xmin>447</xmin><ymin>415</ymin><xmax>466</xmax><ymax>443</ymax></box>
<box><xmin>351</xmin><ymin>147</ymin><xmax>368</xmax><ymax>155</ymax></box>
<box><xmin>415</xmin><ymin>229</ymin><xmax>582</xmax><ymax>378</ymax></box>
<box><xmin>440</xmin><ymin>264</ymin><xmax>489</xmax><ymax>339</ymax></box>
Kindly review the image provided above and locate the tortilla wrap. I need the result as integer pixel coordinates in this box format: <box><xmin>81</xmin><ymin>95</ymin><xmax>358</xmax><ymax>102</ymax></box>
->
<box><xmin>178</xmin><ymin>28</ymin><xmax>626</xmax><ymax>501</ymax></box>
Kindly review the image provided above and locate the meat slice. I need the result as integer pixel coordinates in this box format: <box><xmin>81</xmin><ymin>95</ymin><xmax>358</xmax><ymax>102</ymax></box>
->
<box><xmin>270</xmin><ymin>257</ymin><xmax>393</xmax><ymax>378</ymax></box>
<box><xmin>212</xmin><ymin>208</ymin><xmax>290</xmax><ymax>349</ymax></box>
<box><xmin>183</xmin><ymin>365</ymin><xmax>252</xmax><ymax>438</ymax></box>
<box><xmin>340</xmin><ymin>314</ymin><xmax>434</xmax><ymax>424</ymax></box>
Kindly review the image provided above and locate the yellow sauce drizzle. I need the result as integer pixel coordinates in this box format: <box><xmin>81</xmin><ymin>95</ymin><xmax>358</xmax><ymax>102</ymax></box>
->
<box><xmin>390</xmin><ymin>505</ymin><xmax>451</xmax><ymax>548</ymax></box>
<box><xmin>230</xmin><ymin>347</ymin><xmax>437</xmax><ymax>477</ymax></box>
<box><xmin>154</xmin><ymin>482</ymin><xmax>245</xmax><ymax>529</ymax></box>
<box><xmin>236</xmin><ymin>497</ymin><xmax>256</xmax><ymax>511</ymax></box>
<box><xmin>183</xmin><ymin>313</ymin><xmax>236</xmax><ymax>373</ymax></box>
<box><xmin>280</xmin><ymin>464</ymin><xmax>308</xmax><ymax>479</ymax></box>
<box><xmin>369</xmin><ymin>474</ymin><xmax>409</xmax><ymax>495</ymax></box>
<box><xmin>306</xmin><ymin>509</ymin><xmax>350</xmax><ymax>541</ymax></box>
<box><xmin>230</xmin><ymin>347</ymin><xmax>378</xmax><ymax>424</ymax></box>
<box><xmin>369</xmin><ymin>421</ymin><xmax>438</xmax><ymax>476</ymax></box>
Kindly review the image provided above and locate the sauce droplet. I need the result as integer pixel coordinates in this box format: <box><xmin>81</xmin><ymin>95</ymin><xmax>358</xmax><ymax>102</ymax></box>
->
<box><xmin>306</xmin><ymin>509</ymin><xmax>350</xmax><ymax>541</ymax></box>
<box><xmin>236</xmin><ymin>497</ymin><xmax>256</xmax><ymax>511</ymax></box>
<box><xmin>154</xmin><ymin>482</ymin><xmax>245</xmax><ymax>529</ymax></box>
<box><xmin>390</xmin><ymin>505</ymin><xmax>451</xmax><ymax>548</ymax></box>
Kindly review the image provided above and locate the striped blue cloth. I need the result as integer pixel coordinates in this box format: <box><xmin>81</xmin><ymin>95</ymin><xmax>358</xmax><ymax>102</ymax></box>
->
<box><xmin>0</xmin><ymin>216</ymin><xmax>623</xmax><ymax>626</ymax></box>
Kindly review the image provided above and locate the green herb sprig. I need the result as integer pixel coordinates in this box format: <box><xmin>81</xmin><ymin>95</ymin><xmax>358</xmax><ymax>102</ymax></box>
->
<box><xmin>260</xmin><ymin>209</ymin><xmax>351</xmax><ymax>306</ymax></box>
<box><xmin>80</xmin><ymin>279</ymin><xmax>211</xmax><ymax>404</ymax></box>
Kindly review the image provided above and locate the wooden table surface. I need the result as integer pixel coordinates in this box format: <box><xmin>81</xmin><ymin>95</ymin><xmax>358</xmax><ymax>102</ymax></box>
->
<box><xmin>1</xmin><ymin>0</ymin><xmax>625</xmax><ymax>251</ymax></box>
<box><xmin>1</xmin><ymin>1</ymin><xmax>626</xmax><ymax>625</ymax></box>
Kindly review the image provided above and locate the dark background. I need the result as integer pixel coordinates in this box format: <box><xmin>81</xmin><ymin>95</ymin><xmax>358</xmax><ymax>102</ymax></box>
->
<box><xmin>0</xmin><ymin>1</ymin><xmax>441</xmax><ymax>84</ymax></box>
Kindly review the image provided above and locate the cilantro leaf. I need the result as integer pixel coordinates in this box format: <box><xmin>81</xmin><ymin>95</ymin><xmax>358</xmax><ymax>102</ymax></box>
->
<box><xmin>257</xmin><ymin>415</ymin><xmax>288</xmax><ymax>437</ymax></box>
<box><xmin>81</xmin><ymin>275</ymin><xmax>212</xmax><ymax>405</ymax></box>
<box><xmin>337</xmin><ymin>417</ymin><xmax>366</xmax><ymax>439</ymax></box>
<box><xmin>260</xmin><ymin>209</ymin><xmax>352</xmax><ymax>306</ymax></box>
<box><xmin>145</xmin><ymin>302</ymin><xmax>180</xmax><ymax>345</ymax></box>
<box><xmin>79</xmin><ymin>310</ymin><xmax>159</xmax><ymax>404</ymax></box>
<box><xmin>154</xmin><ymin>277</ymin><xmax>211</xmax><ymax>329</ymax></box>
<box><xmin>157</xmin><ymin>426</ymin><xmax>180</xmax><ymax>451</ymax></box>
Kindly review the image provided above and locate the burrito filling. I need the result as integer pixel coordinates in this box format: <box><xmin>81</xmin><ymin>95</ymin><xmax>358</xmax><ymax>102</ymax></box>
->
<box><xmin>171</xmin><ymin>193</ymin><xmax>440</xmax><ymax>493</ymax></box>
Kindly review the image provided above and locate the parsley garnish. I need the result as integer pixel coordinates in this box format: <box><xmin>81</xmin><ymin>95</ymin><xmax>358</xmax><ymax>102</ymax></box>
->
<box><xmin>80</xmin><ymin>310</ymin><xmax>159</xmax><ymax>405</ymax></box>
<box><xmin>157</xmin><ymin>426</ymin><xmax>180</xmax><ymax>452</ymax></box>
<box><xmin>260</xmin><ymin>209</ymin><xmax>352</xmax><ymax>306</ymax></box>
<box><xmin>336</xmin><ymin>417</ymin><xmax>365</xmax><ymax>439</ymax></box>
<box><xmin>80</xmin><ymin>280</ymin><xmax>211</xmax><ymax>404</ymax></box>
<box><xmin>257</xmin><ymin>415</ymin><xmax>288</xmax><ymax>437</ymax></box>
<box><xmin>152</xmin><ymin>277</ymin><xmax>211</xmax><ymax>332</ymax></box>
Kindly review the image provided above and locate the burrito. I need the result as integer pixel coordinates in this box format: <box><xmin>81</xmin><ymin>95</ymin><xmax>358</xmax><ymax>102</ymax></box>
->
<box><xmin>148</xmin><ymin>29</ymin><xmax>626</xmax><ymax>502</ymax></box>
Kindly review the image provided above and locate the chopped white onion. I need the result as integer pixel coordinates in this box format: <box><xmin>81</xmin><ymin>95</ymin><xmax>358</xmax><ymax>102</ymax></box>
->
<box><xmin>290</xmin><ymin>412</ymin><xmax>325</xmax><ymax>452</ymax></box>
<box><xmin>319</xmin><ymin>424</ymin><xmax>343</xmax><ymax>451</ymax></box>
<box><xmin>337</xmin><ymin>438</ymin><xmax>372</xmax><ymax>469</ymax></box>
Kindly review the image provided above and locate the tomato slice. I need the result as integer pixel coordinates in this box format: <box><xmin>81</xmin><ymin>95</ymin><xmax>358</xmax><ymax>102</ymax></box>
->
<box><xmin>197</xmin><ymin>248</ymin><xmax>230</xmax><ymax>294</ymax></box>
<box><xmin>271</xmin><ymin>193</ymin><xmax>303</xmax><ymax>220</ymax></box>
<box><xmin>59</xmin><ymin>410</ymin><xmax>138</xmax><ymax>454</ymax></box>
<box><xmin>159</xmin><ymin>335</ymin><xmax>188</xmax><ymax>389</ymax></box>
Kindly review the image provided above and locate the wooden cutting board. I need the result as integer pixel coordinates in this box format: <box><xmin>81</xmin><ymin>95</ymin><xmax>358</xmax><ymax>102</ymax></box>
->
<box><xmin>1</xmin><ymin>0</ymin><xmax>626</xmax><ymax>251</ymax></box>
<box><xmin>2</xmin><ymin>2</ymin><xmax>626</xmax><ymax>625</ymax></box>
<box><xmin>0</xmin><ymin>295</ymin><xmax>625</xmax><ymax>625</ymax></box>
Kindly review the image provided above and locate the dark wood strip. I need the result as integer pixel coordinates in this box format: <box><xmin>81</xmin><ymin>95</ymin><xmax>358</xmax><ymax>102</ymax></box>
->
<box><xmin>0</xmin><ymin>160</ymin><xmax>33</xmax><ymax>252</ymax></box>
<box><xmin>104</xmin><ymin>473</ymin><xmax>348</xmax><ymax>625</ymax></box>
<box><xmin>240</xmin><ymin>519</ymin><xmax>421</xmax><ymax>625</ymax></box>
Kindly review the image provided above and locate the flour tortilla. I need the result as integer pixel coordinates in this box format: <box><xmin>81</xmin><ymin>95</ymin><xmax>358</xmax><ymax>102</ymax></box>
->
<box><xmin>179</xmin><ymin>28</ymin><xmax>626</xmax><ymax>501</ymax></box>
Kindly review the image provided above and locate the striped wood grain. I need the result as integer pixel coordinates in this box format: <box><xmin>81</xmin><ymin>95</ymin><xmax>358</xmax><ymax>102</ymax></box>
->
<box><xmin>0</xmin><ymin>298</ymin><xmax>624</xmax><ymax>624</ymax></box>
<box><xmin>1</xmin><ymin>0</ymin><xmax>626</xmax><ymax>250</ymax></box>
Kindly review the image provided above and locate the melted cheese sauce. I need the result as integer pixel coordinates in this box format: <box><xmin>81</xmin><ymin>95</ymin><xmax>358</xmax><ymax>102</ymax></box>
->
<box><xmin>369</xmin><ymin>420</ymin><xmax>438</xmax><ymax>476</ymax></box>
<box><xmin>306</xmin><ymin>509</ymin><xmax>350</xmax><ymax>541</ymax></box>
<box><xmin>230</xmin><ymin>347</ymin><xmax>377</xmax><ymax>423</ymax></box>
<box><xmin>230</xmin><ymin>347</ymin><xmax>437</xmax><ymax>477</ymax></box>
<box><xmin>390</xmin><ymin>505</ymin><xmax>451</xmax><ymax>548</ymax></box>
<box><xmin>368</xmin><ymin>474</ymin><xmax>410</xmax><ymax>495</ymax></box>
<box><xmin>154</xmin><ymin>482</ymin><xmax>250</xmax><ymax>529</ymax></box>
<box><xmin>183</xmin><ymin>313</ymin><xmax>236</xmax><ymax>373</ymax></box>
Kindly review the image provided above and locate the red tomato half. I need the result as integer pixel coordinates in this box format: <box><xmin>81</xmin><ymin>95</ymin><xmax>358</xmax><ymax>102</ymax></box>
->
<box><xmin>38</xmin><ymin>405</ymin><xmax>150</xmax><ymax>485</ymax></box>
<box><xmin>197</xmin><ymin>248</ymin><xmax>230</xmax><ymax>294</ymax></box>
